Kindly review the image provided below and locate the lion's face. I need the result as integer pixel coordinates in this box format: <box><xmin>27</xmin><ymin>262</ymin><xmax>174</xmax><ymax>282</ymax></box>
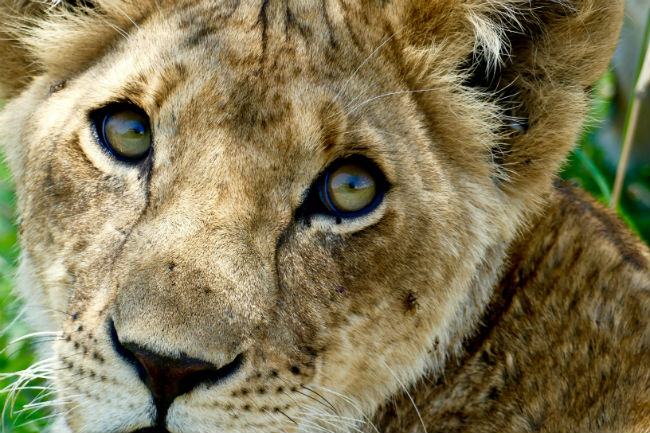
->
<box><xmin>0</xmin><ymin>0</ymin><xmax>622</xmax><ymax>432</ymax></box>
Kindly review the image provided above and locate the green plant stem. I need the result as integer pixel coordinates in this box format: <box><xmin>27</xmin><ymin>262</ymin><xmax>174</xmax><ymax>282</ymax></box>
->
<box><xmin>610</xmin><ymin>10</ymin><xmax>650</xmax><ymax>208</ymax></box>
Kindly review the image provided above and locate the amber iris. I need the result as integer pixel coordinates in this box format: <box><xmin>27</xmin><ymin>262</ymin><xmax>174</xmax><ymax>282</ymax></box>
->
<box><xmin>102</xmin><ymin>109</ymin><xmax>151</xmax><ymax>160</ymax></box>
<box><xmin>323</xmin><ymin>163</ymin><xmax>377</xmax><ymax>214</ymax></box>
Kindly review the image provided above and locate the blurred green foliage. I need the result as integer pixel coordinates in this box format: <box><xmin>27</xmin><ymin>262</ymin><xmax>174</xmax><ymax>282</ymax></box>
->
<box><xmin>1</xmin><ymin>161</ymin><xmax>49</xmax><ymax>432</ymax></box>
<box><xmin>561</xmin><ymin>71</ymin><xmax>650</xmax><ymax>243</ymax></box>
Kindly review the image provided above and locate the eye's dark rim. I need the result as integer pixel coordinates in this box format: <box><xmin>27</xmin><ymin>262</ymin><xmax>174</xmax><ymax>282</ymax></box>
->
<box><xmin>89</xmin><ymin>102</ymin><xmax>152</xmax><ymax>163</ymax></box>
<box><xmin>298</xmin><ymin>155</ymin><xmax>388</xmax><ymax>221</ymax></box>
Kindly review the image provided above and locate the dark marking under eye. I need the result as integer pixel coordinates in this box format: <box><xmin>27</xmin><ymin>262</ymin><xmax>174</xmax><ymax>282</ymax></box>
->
<box><xmin>405</xmin><ymin>292</ymin><xmax>417</xmax><ymax>311</ymax></box>
<box><xmin>49</xmin><ymin>81</ymin><xmax>66</xmax><ymax>95</ymax></box>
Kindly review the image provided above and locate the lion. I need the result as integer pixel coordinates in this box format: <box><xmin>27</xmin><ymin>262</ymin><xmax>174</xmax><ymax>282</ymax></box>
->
<box><xmin>0</xmin><ymin>0</ymin><xmax>648</xmax><ymax>432</ymax></box>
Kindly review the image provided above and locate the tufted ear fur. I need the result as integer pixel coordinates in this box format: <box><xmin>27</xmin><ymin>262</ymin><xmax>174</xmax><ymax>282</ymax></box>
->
<box><xmin>0</xmin><ymin>0</ymin><xmax>150</xmax><ymax>98</ymax></box>
<box><xmin>391</xmin><ymin>0</ymin><xmax>624</xmax><ymax>202</ymax></box>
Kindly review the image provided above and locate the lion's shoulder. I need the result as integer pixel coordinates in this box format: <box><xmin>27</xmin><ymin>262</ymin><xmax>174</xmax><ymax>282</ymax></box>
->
<box><xmin>373</xmin><ymin>183</ymin><xmax>650</xmax><ymax>432</ymax></box>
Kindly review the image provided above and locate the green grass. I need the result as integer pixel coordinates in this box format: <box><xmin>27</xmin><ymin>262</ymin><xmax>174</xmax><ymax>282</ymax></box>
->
<box><xmin>1</xmin><ymin>161</ymin><xmax>50</xmax><ymax>432</ymax></box>
<box><xmin>0</xmin><ymin>67</ymin><xmax>649</xmax><ymax>433</ymax></box>
<box><xmin>561</xmin><ymin>70</ymin><xmax>650</xmax><ymax>243</ymax></box>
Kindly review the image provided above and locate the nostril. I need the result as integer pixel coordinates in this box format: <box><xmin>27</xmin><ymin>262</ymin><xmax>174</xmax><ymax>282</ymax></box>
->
<box><xmin>108</xmin><ymin>320</ymin><xmax>244</xmax><ymax>425</ymax></box>
<box><xmin>122</xmin><ymin>343</ymin><xmax>218</xmax><ymax>403</ymax></box>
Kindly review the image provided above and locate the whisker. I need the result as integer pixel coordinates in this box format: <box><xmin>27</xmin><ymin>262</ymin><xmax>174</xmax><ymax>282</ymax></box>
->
<box><xmin>114</xmin><ymin>6</ymin><xmax>140</xmax><ymax>31</ymax></box>
<box><xmin>18</xmin><ymin>388</ymin><xmax>60</xmax><ymax>410</ymax></box>
<box><xmin>300</xmin><ymin>384</ymin><xmax>339</xmax><ymax>415</ymax></box>
<box><xmin>329</xmin><ymin>26</ymin><xmax>405</xmax><ymax>108</ymax></box>
<box><xmin>342</xmin><ymin>82</ymin><xmax>380</xmax><ymax>112</ymax></box>
<box><xmin>381</xmin><ymin>360</ymin><xmax>427</xmax><ymax>433</ymax></box>
<box><xmin>15</xmin><ymin>400</ymin><xmax>80</xmax><ymax>431</ymax></box>
<box><xmin>5</xmin><ymin>330</ymin><xmax>61</xmax><ymax>345</ymax></box>
<box><xmin>297</xmin><ymin>404</ymin><xmax>363</xmax><ymax>433</ymax></box>
<box><xmin>264</xmin><ymin>407</ymin><xmax>298</xmax><ymax>428</ymax></box>
<box><xmin>309</xmin><ymin>385</ymin><xmax>381</xmax><ymax>433</ymax></box>
<box><xmin>0</xmin><ymin>305</ymin><xmax>27</xmax><ymax>338</ymax></box>
<box><xmin>295</xmin><ymin>416</ymin><xmax>334</xmax><ymax>433</ymax></box>
<box><xmin>275</xmin><ymin>375</ymin><xmax>334</xmax><ymax>413</ymax></box>
<box><xmin>346</xmin><ymin>88</ymin><xmax>438</xmax><ymax>116</ymax></box>
<box><xmin>256</xmin><ymin>403</ymin><xmax>291</xmax><ymax>433</ymax></box>
<box><xmin>0</xmin><ymin>355</ymin><xmax>61</xmax><ymax>428</ymax></box>
<box><xmin>300</xmin><ymin>407</ymin><xmax>363</xmax><ymax>425</ymax></box>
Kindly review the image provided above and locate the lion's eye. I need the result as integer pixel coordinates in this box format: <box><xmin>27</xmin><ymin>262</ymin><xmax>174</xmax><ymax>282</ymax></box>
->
<box><xmin>317</xmin><ymin>158</ymin><xmax>384</xmax><ymax>217</ymax></box>
<box><xmin>93</xmin><ymin>105</ymin><xmax>151</xmax><ymax>161</ymax></box>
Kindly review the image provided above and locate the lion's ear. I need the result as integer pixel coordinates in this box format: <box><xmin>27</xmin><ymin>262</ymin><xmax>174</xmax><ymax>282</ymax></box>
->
<box><xmin>0</xmin><ymin>0</ymin><xmax>144</xmax><ymax>99</ymax></box>
<box><xmin>473</xmin><ymin>0</ymin><xmax>624</xmax><ymax>88</ymax></box>
<box><xmin>393</xmin><ymin>0</ymin><xmax>624</xmax><ymax>196</ymax></box>
<box><xmin>0</xmin><ymin>0</ymin><xmax>45</xmax><ymax>98</ymax></box>
<box><xmin>398</xmin><ymin>0</ymin><xmax>624</xmax><ymax>89</ymax></box>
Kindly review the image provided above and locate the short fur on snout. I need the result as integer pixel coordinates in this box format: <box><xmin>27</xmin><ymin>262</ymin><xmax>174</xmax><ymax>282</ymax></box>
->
<box><xmin>0</xmin><ymin>0</ymin><xmax>648</xmax><ymax>432</ymax></box>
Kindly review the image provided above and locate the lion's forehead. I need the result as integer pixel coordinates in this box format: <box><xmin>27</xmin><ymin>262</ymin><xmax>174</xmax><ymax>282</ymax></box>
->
<box><xmin>65</xmin><ymin>7</ymin><xmax>422</xmax><ymax>228</ymax></box>
<box><xmin>90</xmin><ymin>0</ymin><xmax>405</xmax><ymax>139</ymax></box>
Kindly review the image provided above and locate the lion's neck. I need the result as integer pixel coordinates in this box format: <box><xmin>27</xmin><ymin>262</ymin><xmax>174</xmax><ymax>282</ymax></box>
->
<box><xmin>368</xmin><ymin>184</ymin><xmax>650</xmax><ymax>433</ymax></box>
<box><xmin>366</xmin><ymin>204</ymin><xmax>548</xmax><ymax>432</ymax></box>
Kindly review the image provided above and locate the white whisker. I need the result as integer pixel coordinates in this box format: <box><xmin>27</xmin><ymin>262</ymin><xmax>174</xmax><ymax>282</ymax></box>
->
<box><xmin>381</xmin><ymin>360</ymin><xmax>427</xmax><ymax>433</ymax></box>
<box><xmin>310</xmin><ymin>385</ymin><xmax>381</xmax><ymax>433</ymax></box>
<box><xmin>296</xmin><ymin>416</ymin><xmax>335</xmax><ymax>433</ymax></box>
<box><xmin>0</xmin><ymin>355</ymin><xmax>61</xmax><ymax>430</ymax></box>
<box><xmin>329</xmin><ymin>26</ymin><xmax>405</xmax><ymax>108</ymax></box>
<box><xmin>297</xmin><ymin>404</ymin><xmax>364</xmax><ymax>433</ymax></box>
<box><xmin>262</xmin><ymin>408</ymin><xmax>294</xmax><ymax>433</ymax></box>
<box><xmin>342</xmin><ymin>82</ymin><xmax>380</xmax><ymax>111</ymax></box>
<box><xmin>346</xmin><ymin>88</ymin><xmax>438</xmax><ymax>117</ymax></box>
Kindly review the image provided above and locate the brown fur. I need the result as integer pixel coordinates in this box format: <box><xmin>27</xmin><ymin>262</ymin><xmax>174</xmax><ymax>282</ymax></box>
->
<box><xmin>0</xmin><ymin>0</ymin><xmax>647</xmax><ymax>432</ymax></box>
<box><xmin>372</xmin><ymin>182</ymin><xmax>650</xmax><ymax>432</ymax></box>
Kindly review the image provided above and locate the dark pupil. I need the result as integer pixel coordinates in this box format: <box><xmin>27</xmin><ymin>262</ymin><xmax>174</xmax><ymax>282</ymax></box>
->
<box><xmin>103</xmin><ymin>109</ymin><xmax>151</xmax><ymax>159</ymax></box>
<box><xmin>326</xmin><ymin>164</ymin><xmax>377</xmax><ymax>213</ymax></box>
<box><xmin>119</xmin><ymin>120</ymin><xmax>145</xmax><ymax>136</ymax></box>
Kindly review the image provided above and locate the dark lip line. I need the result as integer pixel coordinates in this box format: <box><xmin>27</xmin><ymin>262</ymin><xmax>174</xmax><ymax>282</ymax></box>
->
<box><xmin>128</xmin><ymin>428</ymin><xmax>172</xmax><ymax>433</ymax></box>
<box><xmin>108</xmin><ymin>319</ymin><xmax>245</xmax><ymax>430</ymax></box>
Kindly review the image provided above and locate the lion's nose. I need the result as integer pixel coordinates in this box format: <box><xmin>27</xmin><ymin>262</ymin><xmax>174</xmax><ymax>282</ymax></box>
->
<box><xmin>109</xmin><ymin>320</ymin><xmax>243</xmax><ymax>424</ymax></box>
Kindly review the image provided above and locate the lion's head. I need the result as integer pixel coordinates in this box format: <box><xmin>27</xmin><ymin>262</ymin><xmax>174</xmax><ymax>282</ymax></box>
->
<box><xmin>0</xmin><ymin>0</ymin><xmax>622</xmax><ymax>431</ymax></box>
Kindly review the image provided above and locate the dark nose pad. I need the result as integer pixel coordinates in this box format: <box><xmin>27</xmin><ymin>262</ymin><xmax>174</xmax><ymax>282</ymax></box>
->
<box><xmin>109</xmin><ymin>321</ymin><xmax>243</xmax><ymax>425</ymax></box>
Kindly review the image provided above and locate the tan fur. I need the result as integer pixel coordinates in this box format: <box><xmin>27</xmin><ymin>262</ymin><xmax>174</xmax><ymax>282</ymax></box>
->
<box><xmin>0</xmin><ymin>0</ymin><xmax>647</xmax><ymax>432</ymax></box>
